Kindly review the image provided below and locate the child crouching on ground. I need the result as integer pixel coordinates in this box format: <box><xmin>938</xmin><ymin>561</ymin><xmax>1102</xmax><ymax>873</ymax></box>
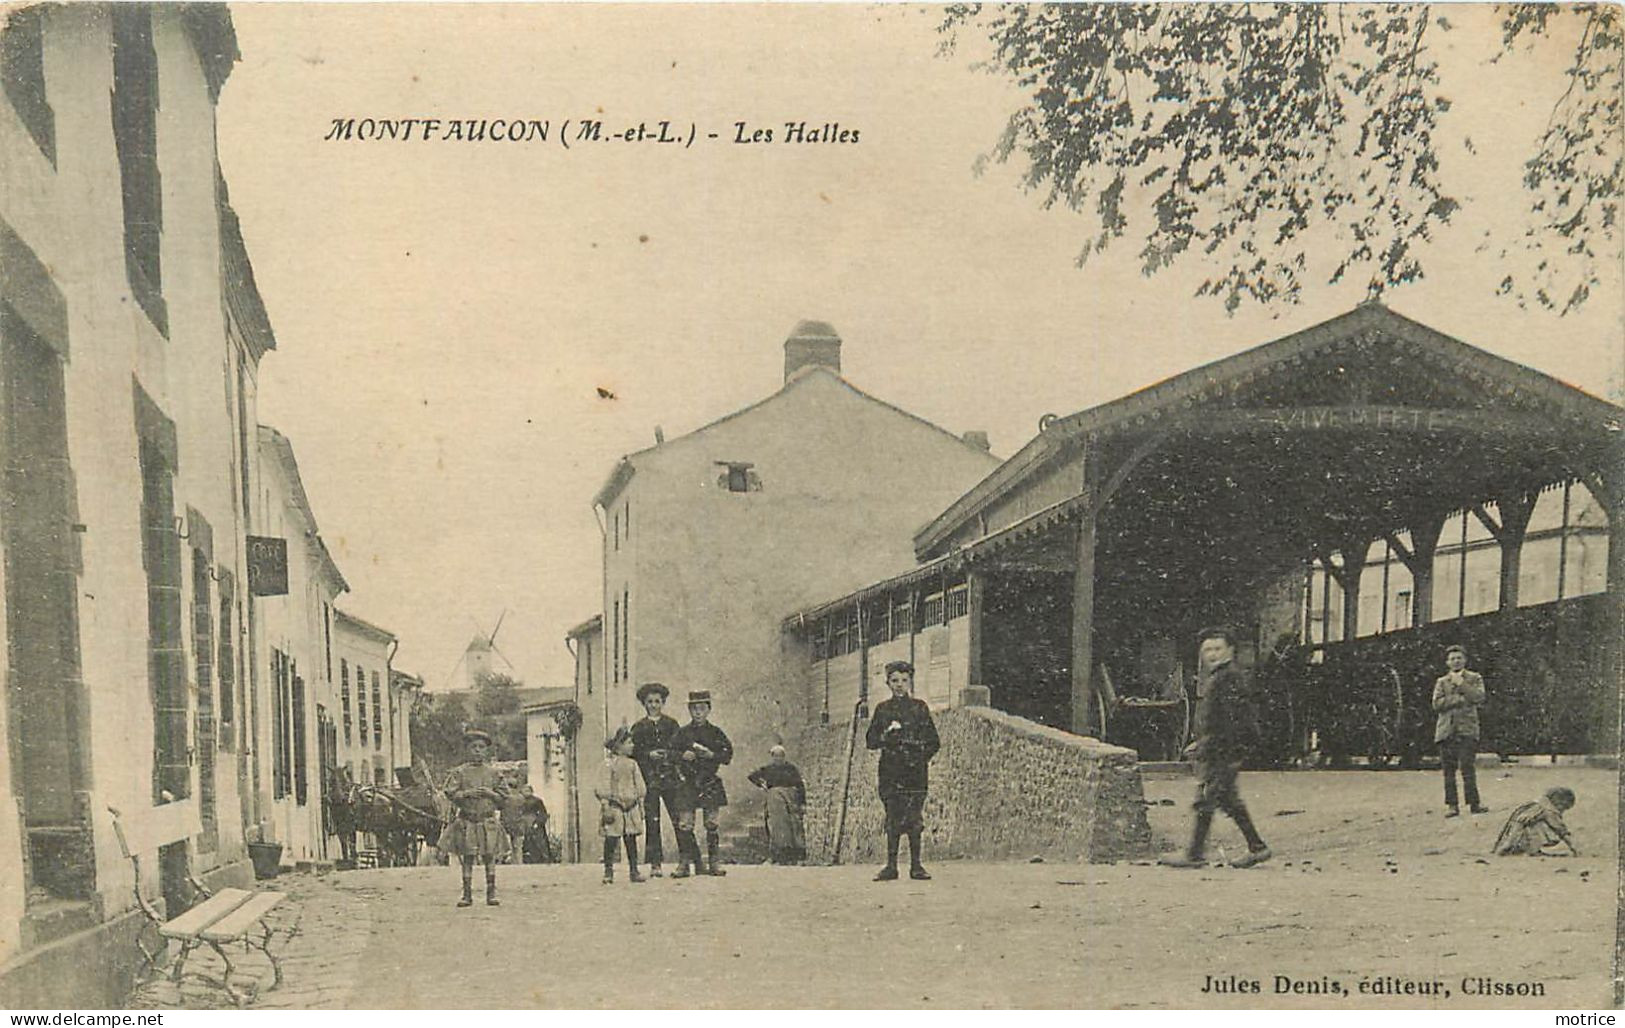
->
<box><xmin>597</xmin><ymin>726</ymin><xmax>646</xmax><ymax>883</ymax></box>
<box><xmin>1493</xmin><ymin>786</ymin><xmax>1579</xmax><ymax>856</ymax></box>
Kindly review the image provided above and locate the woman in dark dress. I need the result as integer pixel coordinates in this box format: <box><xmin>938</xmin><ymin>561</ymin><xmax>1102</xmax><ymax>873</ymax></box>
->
<box><xmin>747</xmin><ymin>745</ymin><xmax>806</xmax><ymax>865</ymax></box>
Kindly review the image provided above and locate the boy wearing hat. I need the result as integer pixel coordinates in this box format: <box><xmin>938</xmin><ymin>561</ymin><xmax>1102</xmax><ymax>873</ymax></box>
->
<box><xmin>630</xmin><ymin>682</ymin><xmax>682</xmax><ymax>876</ymax></box>
<box><xmin>866</xmin><ymin>661</ymin><xmax>939</xmax><ymax>881</ymax></box>
<box><xmin>437</xmin><ymin>728</ymin><xmax>512</xmax><ymax>906</ymax></box>
<box><xmin>669</xmin><ymin>690</ymin><xmax>734</xmax><ymax>878</ymax></box>
<box><xmin>597</xmin><ymin>726</ymin><xmax>647</xmax><ymax>883</ymax></box>
<box><xmin>1161</xmin><ymin>627</ymin><xmax>1270</xmax><ymax>869</ymax></box>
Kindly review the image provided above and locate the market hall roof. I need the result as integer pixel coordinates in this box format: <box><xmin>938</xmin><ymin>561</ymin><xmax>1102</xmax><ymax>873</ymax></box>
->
<box><xmin>914</xmin><ymin>303</ymin><xmax>1623</xmax><ymax>560</ymax></box>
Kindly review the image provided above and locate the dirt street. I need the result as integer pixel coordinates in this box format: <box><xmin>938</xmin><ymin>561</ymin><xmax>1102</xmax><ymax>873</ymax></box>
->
<box><xmin>131</xmin><ymin>766</ymin><xmax>1617</xmax><ymax>1009</ymax></box>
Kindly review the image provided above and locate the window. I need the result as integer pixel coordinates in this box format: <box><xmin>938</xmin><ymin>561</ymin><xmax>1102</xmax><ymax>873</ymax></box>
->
<box><xmin>136</xmin><ymin>391</ymin><xmax>186</xmax><ymax>804</ymax></box>
<box><xmin>340</xmin><ymin>659</ymin><xmax>352</xmax><ymax>744</ymax></box>
<box><xmin>715</xmin><ymin>461</ymin><xmax>758</xmax><ymax>493</ymax></box>
<box><xmin>371</xmin><ymin>671</ymin><xmax>382</xmax><ymax>749</ymax></box>
<box><xmin>621</xmin><ymin>587</ymin><xmax>630</xmax><ymax>681</ymax></box>
<box><xmin>323</xmin><ymin>603</ymin><xmax>332</xmax><ymax>681</ymax></box>
<box><xmin>1</xmin><ymin>6</ymin><xmax>55</xmax><ymax>164</ymax></box>
<box><xmin>922</xmin><ymin>593</ymin><xmax>945</xmax><ymax>628</ymax></box>
<box><xmin>611</xmin><ymin>599</ymin><xmax>620</xmax><ymax>684</ymax></box>
<box><xmin>624</xmin><ymin>501</ymin><xmax>630</xmax><ymax>540</ymax></box>
<box><xmin>190</xmin><ymin>548</ymin><xmax>217</xmax><ymax>846</ymax></box>
<box><xmin>891</xmin><ymin>598</ymin><xmax>912</xmax><ymax>641</ymax></box>
<box><xmin>292</xmin><ymin>670</ymin><xmax>308</xmax><ymax>805</ymax></box>
<box><xmin>356</xmin><ymin>663</ymin><xmax>367</xmax><ymax>734</ymax></box>
<box><xmin>110</xmin><ymin>6</ymin><xmax>166</xmax><ymax>336</ymax></box>
<box><xmin>216</xmin><ymin>571</ymin><xmax>235</xmax><ymax>739</ymax></box>
<box><xmin>271</xmin><ymin>650</ymin><xmax>291</xmax><ymax>800</ymax></box>
<box><xmin>613</xmin><ymin>510</ymin><xmax>619</xmax><ymax>552</ymax></box>
<box><xmin>946</xmin><ymin>585</ymin><xmax>969</xmax><ymax>621</ymax></box>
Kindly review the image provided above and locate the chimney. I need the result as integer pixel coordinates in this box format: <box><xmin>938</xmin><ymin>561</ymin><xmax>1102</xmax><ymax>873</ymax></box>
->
<box><xmin>783</xmin><ymin>320</ymin><xmax>842</xmax><ymax>383</ymax></box>
<box><xmin>961</xmin><ymin>430</ymin><xmax>990</xmax><ymax>452</ymax></box>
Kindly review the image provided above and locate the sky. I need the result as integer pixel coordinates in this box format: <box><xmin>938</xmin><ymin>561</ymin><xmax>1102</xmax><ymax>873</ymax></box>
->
<box><xmin>216</xmin><ymin>3</ymin><xmax>1623</xmax><ymax>693</ymax></box>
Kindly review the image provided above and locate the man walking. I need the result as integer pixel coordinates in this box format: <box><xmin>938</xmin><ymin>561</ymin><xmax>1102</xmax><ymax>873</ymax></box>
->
<box><xmin>670</xmin><ymin>690</ymin><xmax>733</xmax><ymax>878</ymax></box>
<box><xmin>1161</xmin><ymin>627</ymin><xmax>1271</xmax><ymax>869</ymax></box>
<box><xmin>1433</xmin><ymin>644</ymin><xmax>1488</xmax><ymax>817</ymax></box>
<box><xmin>629</xmin><ymin>682</ymin><xmax>682</xmax><ymax>876</ymax></box>
<box><xmin>866</xmin><ymin>661</ymin><xmax>939</xmax><ymax>881</ymax></box>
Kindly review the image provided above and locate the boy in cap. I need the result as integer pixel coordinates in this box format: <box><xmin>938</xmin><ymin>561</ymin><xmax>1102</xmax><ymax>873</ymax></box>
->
<box><xmin>436</xmin><ymin>728</ymin><xmax>511</xmax><ymax>906</ymax></box>
<box><xmin>629</xmin><ymin>682</ymin><xmax>682</xmax><ymax>876</ymax></box>
<box><xmin>866</xmin><ymin>661</ymin><xmax>939</xmax><ymax>881</ymax></box>
<box><xmin>597</xmin><ymin>726</ymin><xmax>647</xmax><ymax>883</ymax></box>
<box><xmin>1160</xmin><ymin>627</ymin><xmax>1270</xmax><ymax>869</ymax></box>
<box><xmin>669</xmin><ymin>690</ymin><xmax>734</xmax><ymax>877</ymax></box>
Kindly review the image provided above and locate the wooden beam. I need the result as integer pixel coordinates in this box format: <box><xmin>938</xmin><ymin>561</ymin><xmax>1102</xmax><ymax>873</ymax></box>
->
<box><xmin>1405</xmin><ymin>508</ymin><xmax>1448</xmax><ymax>627</ymax></box>
<box><xmin>966</xmin><ymin>570</ymin><xmax>984</xmax><ymax>690</ymax></box>
<box><xmin>1161</xmin><ymin>406</ymin><xmax>1570</xmax><ymax>439</ymax></box>
<box><xmin>1469</xmin><ymin>504</ymin><xmax>1503</xmax><ymax>542</ymax></box>
<box><xmin>1493</xmin><ymin>491</ymin><xmax>1537</xmax><ymax>611</ymax></box>
<box><xmin>1071</xmin><ymin>511</ymin><xmax>1098</xmax><ymax>736</ymax></box>
<box><xmin>1340</xmin><ymin>557</ymin><xmax>1365</xmax><ymax>641</ymax></box>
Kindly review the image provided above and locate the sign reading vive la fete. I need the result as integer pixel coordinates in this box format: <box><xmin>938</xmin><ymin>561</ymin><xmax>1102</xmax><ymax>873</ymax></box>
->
<box><xmin>247</xmin><ymin>535</ymin><xmax>288</xmax><ymax>596</ymax></box>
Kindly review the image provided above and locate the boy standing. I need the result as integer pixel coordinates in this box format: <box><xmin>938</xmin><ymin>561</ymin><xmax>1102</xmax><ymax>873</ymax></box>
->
<box><xmin>1160</xmin><ymin>627</ymin><xmax>1270</xmax><ymax>869</ymax></box>
<box><xmin>1433</xmin><ymin>644</ymin><xmax>1489</xmax><ymax>817</ymax></box>
<box><xmin>866</xmin><ymin>661</ymin><xmax>939</xmax><ymax>882</ymax></box>
<box><xmin>670</xmin><ymin>690</ymin><xmax>734</xmax><ymax>878</ymax></box>
<box><xmin>597</xmin><ymin>727</ymin><xmax>647</xmax><ymax>883</ymax></box>
<box><xmin>437</xmin><ymin>728</ymin><xmax>511</xmax><ymax>906</ymax></box>
<box><xmin>629</xmin><ymin>682</ymin><xmax>682</xmax><ymax>877</ymax></box>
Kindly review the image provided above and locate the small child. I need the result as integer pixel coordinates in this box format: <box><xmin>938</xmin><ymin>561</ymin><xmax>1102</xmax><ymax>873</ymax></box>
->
<box><xmin>1493</xmin><ymin>786</ymin><xmax>1580</xmax><ymax>857</ymax></box>
<box><xmin>596</xmin><ymin>726</ymin><xmax>646</xmax><ymax>883</ymax></box>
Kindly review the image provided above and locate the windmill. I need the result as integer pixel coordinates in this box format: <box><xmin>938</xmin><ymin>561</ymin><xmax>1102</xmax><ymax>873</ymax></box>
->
<box><xmin>443</xmin><ymin>610</ymin><xmax>517</xmax><ymax>691</ymax></box>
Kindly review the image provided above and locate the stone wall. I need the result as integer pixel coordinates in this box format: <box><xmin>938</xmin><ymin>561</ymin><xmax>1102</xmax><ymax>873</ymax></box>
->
<box><xmin>797</xmin><ymin>705</ymin><xmax>1153</xmax><ymax>865</ymax></box>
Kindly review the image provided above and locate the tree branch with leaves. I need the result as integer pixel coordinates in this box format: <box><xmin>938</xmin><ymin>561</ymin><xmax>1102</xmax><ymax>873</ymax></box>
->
<box><xmin>940</xmin><ymin>3</ymin><xmax>1620</xmax><ymax>314</ymax></box>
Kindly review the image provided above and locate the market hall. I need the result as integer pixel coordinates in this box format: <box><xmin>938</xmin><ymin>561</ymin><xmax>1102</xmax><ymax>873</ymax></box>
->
<box><xmin>785</xmin><ymin>304</ymin><xmax>1621</xmax><ymax>767</ymax></box>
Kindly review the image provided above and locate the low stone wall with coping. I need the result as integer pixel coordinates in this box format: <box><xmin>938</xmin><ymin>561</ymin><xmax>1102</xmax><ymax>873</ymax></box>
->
<box><xmin>797</xmin><ymin>702</ymin><xmax>1154</xmax><ymax>865</ymax></box>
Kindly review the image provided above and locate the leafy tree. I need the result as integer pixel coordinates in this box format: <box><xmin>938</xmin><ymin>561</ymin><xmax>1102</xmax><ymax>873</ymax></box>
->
<box><xmin>410</xmin><ymin>684</ymin><xmax>529</xmax><ymax>768</ymax></box>
<box><xmin>409</xmin><ymin>690</ymin><xmax>471</xmax><ymax>773</ymax></box>
<box><xmin>938</xmin><ymin>4</ymin><xmax>1620</xmax><ymax>314</ymax></box>
<box><xmin>473</xmin><ymin>670</ymin><xmax>523</xmax><ymax>716</ymax></box>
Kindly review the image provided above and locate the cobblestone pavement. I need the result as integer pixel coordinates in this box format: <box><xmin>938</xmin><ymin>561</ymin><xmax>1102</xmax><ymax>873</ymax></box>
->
<box><xmin>128</xmin><ymin>767</ymin><xmax>1616</xmax><ymax>1009</ymax></box>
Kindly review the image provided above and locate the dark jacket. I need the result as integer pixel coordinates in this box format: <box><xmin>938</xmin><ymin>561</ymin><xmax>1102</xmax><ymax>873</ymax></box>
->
<box><xmin>630</xmin><ymin>713</ymin><xmax>683</xmax><ymax>790</ymax></box>
<box><xmin>1192</xmin><ymin>661</ymin><xmax>1259</xmax><ymax>764</ymax></box>
<box><xmin>671</xmin><ymin>721</ymin><xmax>733</xmax><ymax>807</ymax></box>
<box><xmin>866</xmin><ymin>695</ymin><xmax>940</xmax><ymax>793</ymax></box>
<box><xmin>747</xmin><ymin>762</ymin><xmax>806</xmax><ymax>808</ymax></box>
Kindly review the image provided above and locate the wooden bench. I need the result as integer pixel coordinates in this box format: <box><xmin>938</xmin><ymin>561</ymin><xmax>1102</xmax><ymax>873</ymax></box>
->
<box><xmin>109</xmin><ymin>805</ymin><xmax>290</xmax><ymax>1006</ymax></box>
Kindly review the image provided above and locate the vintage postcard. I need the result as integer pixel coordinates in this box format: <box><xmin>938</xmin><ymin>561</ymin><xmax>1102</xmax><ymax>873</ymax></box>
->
<box><xmin>0</xmin><ymin>0</ymin><xmax>1619</xmax><ymax>1012</ymax></box>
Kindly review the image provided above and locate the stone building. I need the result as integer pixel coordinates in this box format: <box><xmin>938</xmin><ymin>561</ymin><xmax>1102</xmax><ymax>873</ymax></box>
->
<box><xmin>581</xmin><ymin>320</ymin><xmax>1001</xmax><ymax>836</ymax></box>
<box><xmin>389</xmin><ymin>669</ymin><xmax>423</xmax><ymax>773</ymax></box>
<box><xmin>331</xmin><ymin>609</ymin><xmax>400</xmax><ymax>787</ymax></box>
<box><xmin>0</xmin><ymin>3</ymin><xmax>287</xmax><ymax>1003</ymax></box>
<box><xmin>253</xmin><ymin>427</ymin><xmax>347</xmax><ymax>864</ymax></box>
